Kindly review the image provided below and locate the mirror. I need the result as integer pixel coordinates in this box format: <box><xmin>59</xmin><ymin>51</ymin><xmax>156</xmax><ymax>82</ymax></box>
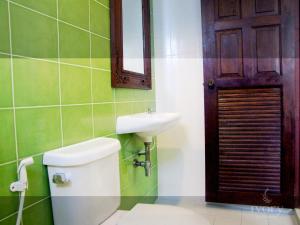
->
<box><xmin>111</xmin><ymin>0</ymin><xmax>151</xmax><ymax>89</ymax></box>
<box><xmin>122</xmin><ymin>0</ymin><xmax>144</xmax><ymax>74</ymax></box>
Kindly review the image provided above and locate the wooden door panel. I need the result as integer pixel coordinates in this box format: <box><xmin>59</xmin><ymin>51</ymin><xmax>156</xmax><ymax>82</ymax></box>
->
<box><xmin>255</xmin><ymin>0</ymin><xmax>279</xmax><ymax>15</ymax></box>
<box><xmin>216</xmin><ymin>29</ymin><xmax>243</xmax><ymax>77</ymax></box>
<box><xmin>215</xmin><ymin>0</ymin><xmax>241</xmax><ymax>20</ymax></box>
<box><xmin>218</xmin><ymin>88</ymin><xmax>282</xmax><ymax>194</ymax></box>
<box><xmin>202</xmin><ymin>0</ymin><xmax>299</xmax><ymax>207</ymax></box>
<box><xmin>254</xmin><ymin>26</ymin><xmax>281</xmax><ymax>75</ymax></box>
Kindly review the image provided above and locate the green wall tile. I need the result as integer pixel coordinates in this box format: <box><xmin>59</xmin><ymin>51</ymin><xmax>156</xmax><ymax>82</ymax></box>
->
<box><xmin>22</xmin><ymin>198</ymin><xmax>54</xmax><ymax>225</ymax></box>
<box><xmin>97</xmin><ymin>0</ymin><xmax>110</xmax><ymax>8</ymax></box>
<box><xmin>59</xmin><ymin>0</ymin><xmax>89</xmax><ymax>29</ymax></box>
<box><xmin>0</xmin><ymin>163</ymin><xmax>19</xmax><ymax>220</ymax></box>
<box><xmin>151</xmin><ymin>147</ymin><xmax>158</xmax><ymax>167</ymax></box>
<box><xmin>132</xmin><ymin>89</ymin><xmax>148</xmax><ymax>102</ymax></box>
<box><xmin>119</xmin><ymin>196</ymin><xmax>141</xmax><ymax>210</ymax></box>
<box><xmin>10</xmin><ymin>0</ymin><xmax>57</xmax><ymax>17</ymax></box>
<box><xmin>10</xmin><ymin>4</ymin><xmax>58</xmax><ymax>58</ymax></box>
<box><xmin>0</xmin><ymin>0</ymin><xmax>157</xmax><ymax>223</ymax></box>
<box><xmin>60</xmin><ymin>64</ymin><xmax>91</xmax><ymax>104</ymax></box>
<box><xmin>62</xmin><ymin>105</ymin><xmax>93</xmax><ymax>146</ymax></box>
<box><xmin>115</xmin><ymin>89</ymin><xmax>135</xmax><ymax>102</ymax></box>
<box><xmin>118</xmin><ymin>134</ymin><xmax>143</xmax><ymax>160</ymax></box>
<box><xmin>0</xmin><ymin>56</ymin><xmax>13</xmax><ymax>107</ymax></box>
<box><xmin>144</xmin><ymin>101</ymin><xmax>156</xmax><ymax>112</ymax></box>
<box><xmin>16</xmin><ymin>107</ymin><xmax>61</xmax><ymax>158</ymax></box>
<box><xmin>92</xmin><ymin>70</ymin><xmax>113</xmax><ymax>103</ymax></box>
<box><xmin>91</xmin><ymin>35</ymin><xmax>111</xmax><ymax>70</ymax></box>
<box><xmin>0</xmin><ymin>110</ymin><xmax>16</xmax><ymax>164</ymax></box>
<box><xmin>25</xmin><ymin>155</ymin><xmax>50</xmax><ymax>206</ymax></box>
<box><xmin>93</xmin><ymin>103</ymin><xmax>115</xmax><ymax>136</ymax></box>
<box><xmin>116</xmin><ymin>103</ymin><xmax>133</xmax><ymax>116</ymax></box>
<box><xmin>90</xmin><ymin>0</ymin><xmax>110</xmax><ymax>37</ymax></box>
<box><xmin>119</xmin><ymin>144</ymin><xmax>158</xmax><ymax>209</ymax></box>
<box><xmin>0</xmin><ymin>1</ymin><xmax>10</xmax><ymax>54</ymax></box>
<box><xmin>0</xmin><ymin>214</ymin><xmax>17</xmax><ymax>225</ymax></box>
<box><xmin>145</xmin><ymin>81</ymin><xmax>156</xmax><ymax>101</ymax></box>
<box><xmin>13</xmin><ymin>58</ymin><xmax>60</xmax><ymax>106</ymax></box>
<box><xmin>132</xmin><ymin>102</ymin><xmax>145</xmax><ymax>113</ymax></box>
<box><xmin>59</xmin><ymin>22</ymin><xmax>90</xmax><ymax>66</ymax></box>
<box><xmin>119</xmin><ymin>155</ymin><xmax>137</xmax><ymax>190</ymax></box>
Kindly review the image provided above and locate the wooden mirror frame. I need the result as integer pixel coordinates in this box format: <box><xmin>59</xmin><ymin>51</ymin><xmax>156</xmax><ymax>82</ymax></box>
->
<box><xmin>110</xmin><ymin>0</ymin><xmax>152</xmax><ymax>90</ymax></box>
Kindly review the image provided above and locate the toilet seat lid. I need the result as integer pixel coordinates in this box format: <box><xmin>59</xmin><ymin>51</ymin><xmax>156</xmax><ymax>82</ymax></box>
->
<box><xmin>117</xmin><ymin>204</ymin><xmax>210</xmax><ymax>225</ymax></box>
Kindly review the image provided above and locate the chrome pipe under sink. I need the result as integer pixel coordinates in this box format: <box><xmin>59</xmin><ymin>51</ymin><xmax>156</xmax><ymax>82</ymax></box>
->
<box><xmin>133</xmin><ymin>142</ymin><xmax>152</xmax><ymax>177</ymax></box>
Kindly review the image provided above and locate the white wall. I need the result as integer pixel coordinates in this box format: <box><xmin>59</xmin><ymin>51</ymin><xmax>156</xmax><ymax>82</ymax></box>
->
<box><xmin>153</xmin><ymin>0</ymin><xmax>205</xmax><ymax>197</ymax></box>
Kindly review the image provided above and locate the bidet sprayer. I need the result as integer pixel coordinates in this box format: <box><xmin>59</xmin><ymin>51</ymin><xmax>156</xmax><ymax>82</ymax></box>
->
<box><xmin>10</xmin><ymin>157</ymin><xmax>34</xmax><ymax>225</ymax></box>
<box><xmin>10</xmin><ymin>157</ymin><xmax>34</xmax><ymax>192</ymax></box>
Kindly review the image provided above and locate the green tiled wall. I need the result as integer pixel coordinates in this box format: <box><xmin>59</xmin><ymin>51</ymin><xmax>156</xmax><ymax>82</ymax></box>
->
<box><xmin>0</xmin><ymin>0</ymin><xmax>157</xmax><ymax>224</ymax></box>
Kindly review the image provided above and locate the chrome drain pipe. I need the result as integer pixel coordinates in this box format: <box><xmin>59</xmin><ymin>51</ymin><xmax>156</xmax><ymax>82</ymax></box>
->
<box><xmin>133</xmin><ymin>142</ymin><xmax>152</xmax><ymax>176</ymax></box>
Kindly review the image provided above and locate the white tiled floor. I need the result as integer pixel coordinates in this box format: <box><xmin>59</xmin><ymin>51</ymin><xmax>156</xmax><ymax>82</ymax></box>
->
<box><xmin>157</xmin><ymin>198</ymin><xmax>298</xmax><ymax>225</ymax></box>
<box><xmin>102</xmin><ymin>201</ymin><xmax>298</xmax><ymax>225</ymax></box>
<box><xmin>102</xmin><ymin>211</ymin><xmax>128</xmax><ymax>225</ymax></box>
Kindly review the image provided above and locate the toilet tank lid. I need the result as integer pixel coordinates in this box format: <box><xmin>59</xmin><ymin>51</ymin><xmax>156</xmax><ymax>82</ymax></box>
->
<box><xmin>43</xmin><ymin>138</ymin><xmax>121</xmax><ymax>167</ymax></box>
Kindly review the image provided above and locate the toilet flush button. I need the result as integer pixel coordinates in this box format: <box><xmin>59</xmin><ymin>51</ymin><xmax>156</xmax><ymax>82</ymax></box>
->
<box><xmin>52</xmin><ymin>173</ymin><xmax>71</xmax><ymax>184</ymax></box>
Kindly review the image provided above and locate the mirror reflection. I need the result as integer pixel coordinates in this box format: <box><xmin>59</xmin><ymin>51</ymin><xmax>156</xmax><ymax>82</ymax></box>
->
<box><xmin>122</xmin><ymin>0</ymin><xmax>145</xmax><ymax>74</ymax></box>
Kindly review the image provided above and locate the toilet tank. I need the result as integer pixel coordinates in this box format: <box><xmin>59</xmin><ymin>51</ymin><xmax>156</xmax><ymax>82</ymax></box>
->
<box><xmin>43</xmin><ymin>138</ymin><xmax>121</xmax><ymax>225</ymax></box>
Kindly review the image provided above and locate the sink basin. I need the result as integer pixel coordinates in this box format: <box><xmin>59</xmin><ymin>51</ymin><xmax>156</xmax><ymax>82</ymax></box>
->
<box><xmin>116</xmin><ymin>112</ymin><xmax>180</xmax><ymax>142</ymax></box>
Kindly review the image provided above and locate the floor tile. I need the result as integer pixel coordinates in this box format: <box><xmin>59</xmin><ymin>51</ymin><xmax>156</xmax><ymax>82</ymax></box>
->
<box><xmin>268</xmin><ymin>214</ymin><xmax>298</xmax><ymax>225</ymax></box>
<box><xmin>102</xmin><ymin>211</ymin><xmax>128</xmax><ymax>225</ymax></box>
<box><xmin>242</xmin><ymin>211</ymin><xmax>268</xmax><ymax>225</ymax></box>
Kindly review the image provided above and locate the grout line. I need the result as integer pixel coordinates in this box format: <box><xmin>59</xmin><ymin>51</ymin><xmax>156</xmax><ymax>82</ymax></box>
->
<box><xmin>0</xmin><ymin>51</ymin><xmax>11</xmax><ymax>56</ymax></box>
<box><xmin>93</xmin><ymin>0</ymin><xmax>109</xmax><ymax>10</ymax></box>
<box><xmin>0</xmin><ymin>160</ymin><xmax>18</xmax><ymax>167</ymax></box>
<box><xmin>0</xmin><ymin>211</ymin><xmax>18</xmax><ymax>223</ymax></box>
<box><xmin>50</xmin><ymin>60</ymin><xmax>111</xmax><ymax>72</ymax></box>
<box><xmin>22</xmin><ymin>196</ymin><xmax>51</xmax><ymax>211</ymax></box>
<box><xmin>103</xmin><ymin>133</ymin><xmax>116</xmax><ymax>137</ymax></box>
<box><xmin>0</xmin><ymin>107</ymin><xmax>14</xmax><ymax>110</ymax></box>
<box><xmin>8</xmin><ymin>0</ymin><xmax>110</xmax><ymax>40</ymax></box>
<box><xmin>18</xmin><ymin>152</ymin><xmax>45</xmax><ymax>161</ymax></box>
<box><xmin>59</xmin><ymin>18</ymin><xmax>110</xmax><ymax>41</ymax></box>
<box><xmin>0</xmin><ymin>132</ymin><xmax>119</xmax><ymax>168</ymax></box>
<box><xmin>56</xmin><ymin>0</ymin><xmax>64</xmax><ymax>147</ymax></box>
<box><xmin>7</xmin><ymin>0</ymin><xmax>19</xmax><ymax>167</ymax></box>
<box><xmin>89</xmin><ymin>0</ymin><xmax>95</xmax><ymax>137</ymax></box>
<box><xmin>0</xmin><ymin>100</ymin><xmax>156</xmax><ymax>110</ymax></box>
<box><xmin>6</xmin><ymin>52</ymin><xmax>111</xmax><ymax>72</ymax></box>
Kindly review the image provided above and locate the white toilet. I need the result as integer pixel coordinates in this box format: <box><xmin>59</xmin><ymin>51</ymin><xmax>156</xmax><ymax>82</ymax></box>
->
<box><xmin>43</xmin><ymin>138</ymin><xmax>209</xmax><ymax>225</ymax></box>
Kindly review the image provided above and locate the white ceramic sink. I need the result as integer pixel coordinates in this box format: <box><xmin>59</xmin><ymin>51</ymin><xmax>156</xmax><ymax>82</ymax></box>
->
<box><xmin>116</xmin><ymin>112</ymin><xmax>180</xmax><ymax>142</ymax></box>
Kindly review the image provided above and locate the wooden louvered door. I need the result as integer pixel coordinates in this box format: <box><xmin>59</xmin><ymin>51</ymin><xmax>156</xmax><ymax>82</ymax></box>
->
<box><xmin>202</xmin><ymin>0</ymin><xmax>299</xmax><ymax>207</ymax></box>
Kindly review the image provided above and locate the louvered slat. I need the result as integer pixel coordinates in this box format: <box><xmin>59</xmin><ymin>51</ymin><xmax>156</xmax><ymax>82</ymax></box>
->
<box><xmin>218</xmin><ymin>88</ymin><xmax>282</xmax><ymax>194</ymax></box>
